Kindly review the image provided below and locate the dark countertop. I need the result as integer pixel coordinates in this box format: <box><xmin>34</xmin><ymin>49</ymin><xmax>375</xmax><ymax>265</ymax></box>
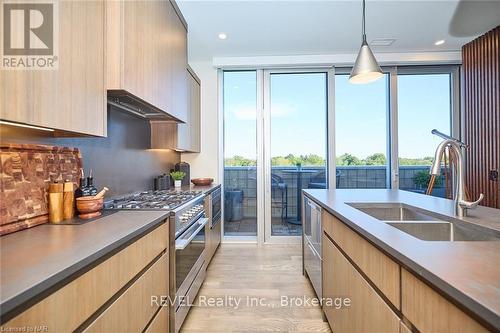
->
<box><xmin>185</xmin><ymin>183</ymin><xmax>221</xmax><ymax>195</ymax></box>
<box><xmin>303</xmin><ymin>189</ymin><xmax>500</xmax><ymax>331</ymax></box>
<box><xmin>0</xmin><ymin>210</ymin><xmax>170</xmax><ymax>321</ymax></box>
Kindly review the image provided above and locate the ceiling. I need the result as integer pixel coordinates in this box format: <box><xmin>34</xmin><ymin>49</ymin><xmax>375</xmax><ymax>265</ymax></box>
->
<box><xmin>177</xmin><ymin>0</ymin><xmax>500</xmax><ymax>62</ymax></box>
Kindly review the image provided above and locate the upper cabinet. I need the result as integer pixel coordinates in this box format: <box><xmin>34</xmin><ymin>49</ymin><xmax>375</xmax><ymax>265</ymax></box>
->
<box><xmin>150</xmin><ymin>67</ymin><xmax>201</xmax><ymax>153</ymax></box>
<box><xmin>106</xmin><ymin>0</ymin><xmax>188</xmax><ymax>123</ymax></box>
<box><xmin>0</xmin><ymin>1</ymin><xmax>106</xmax><ymax>136</ymax></box>
<box><xmin>178</xmin><ymin>68</ymin><xmax>201</xmax><ymax>152</ymax></box>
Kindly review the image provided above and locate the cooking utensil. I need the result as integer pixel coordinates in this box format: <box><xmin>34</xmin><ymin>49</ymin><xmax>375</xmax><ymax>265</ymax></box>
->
<box><xmin>76</xmin><ymin>197</ymin><xmax>104</xmax><ymax>219</ymax></box>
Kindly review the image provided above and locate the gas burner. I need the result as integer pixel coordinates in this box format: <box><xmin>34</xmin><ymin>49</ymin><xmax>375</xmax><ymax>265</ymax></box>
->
<box><xmin>104</xmin><ymin>189</ymin><xmax>203</xmax><ymax>211</ymax></box>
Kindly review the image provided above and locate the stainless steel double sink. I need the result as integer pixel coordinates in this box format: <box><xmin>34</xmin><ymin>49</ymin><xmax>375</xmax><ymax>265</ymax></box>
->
<box><xmin>347</xmin><ymin>203</ymin><xmax>500</xmax><ymax>242</ymax></box>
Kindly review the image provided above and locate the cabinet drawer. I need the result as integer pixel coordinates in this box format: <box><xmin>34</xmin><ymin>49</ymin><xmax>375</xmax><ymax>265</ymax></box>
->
<box><xmin>322</xmin><ymin>235</ymin><xmax>400</xmax><ymax>333</ymax></box>
<box><xmin>84</xmin><ymin>253</ymin><xmax>168</xmax><ymax>332</ymax></box>
<box><xmin>2</xmin><ymin>223</ymin><xmax>168</xmax><ymax>332</ymax></box>
<box><xmin>145</xmin><ymin>305</ymin><xmax>169</xmax><ymax>333</ymax></box>
<box><xmin>401</xmin><ymin>269</ymin><xmax>488</xmax><ymax>333</ymax></box>
<box><xmin>323</xmin><ymin>211</ymin><xmax>400</xmax><ymax>308</ymax></box>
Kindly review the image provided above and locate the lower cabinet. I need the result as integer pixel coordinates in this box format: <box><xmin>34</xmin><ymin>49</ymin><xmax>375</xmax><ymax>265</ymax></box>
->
<box><xmin>322</xmin><ymin>234</ymin><xmax>400</xmax><ymax>333</ymax></box>
<box><xmin>1</xmin><ymin>223</ymin><xmax>169</xmax><ymax>332</ymax></box>
<box><xmin>145</xmin><ymin>306</ymin><xmax>169</xmax><ymax>333</ymax></box>
<box><xmin>401</xmin><ymin>268</ymin><xmax>488</xmax><ymax>333</ymax></box>
<box><xmin>319</xmin><ymin>206</ymin><xmax>490</xmax><ymax>333</ymax></box>
<box><xmin>84</xmin><ymin>253</ymin><xmax>168</xmax><ymax>332</ymax></box>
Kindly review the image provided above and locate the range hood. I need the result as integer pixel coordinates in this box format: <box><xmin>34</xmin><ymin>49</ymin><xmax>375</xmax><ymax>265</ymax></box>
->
<box><xmin>107</xmin><ymin>90</ymin><xmax>184</xmax><ymax>122</ymax></box>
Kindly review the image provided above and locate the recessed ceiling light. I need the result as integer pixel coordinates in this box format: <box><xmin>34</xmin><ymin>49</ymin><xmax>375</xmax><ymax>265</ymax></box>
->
<box><xmin>218</xmin><ymin>33</ymin><xmax>227</xmax><ymax>40</ymax></box>
<box><xmin>434</xmin><ymin>40</ymin><xmax>445</xmax><ymax>46</ymax></box>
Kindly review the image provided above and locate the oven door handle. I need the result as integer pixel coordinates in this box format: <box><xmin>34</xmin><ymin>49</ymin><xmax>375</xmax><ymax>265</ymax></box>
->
<box><xmin>175</xmin><ymin>218</ymin><xmax>209</xmax><ymax>250</ymax></box>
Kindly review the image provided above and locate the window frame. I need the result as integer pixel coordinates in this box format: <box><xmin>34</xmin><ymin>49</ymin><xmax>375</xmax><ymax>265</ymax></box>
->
<box><xmin>334</xmin><ymin>65</ymin><xmax>460</xmax><ymax>189</ymax></box>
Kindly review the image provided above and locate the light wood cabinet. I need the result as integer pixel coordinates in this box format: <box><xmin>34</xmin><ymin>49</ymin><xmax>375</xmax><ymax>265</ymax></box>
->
<box><xmin>150</xmin><ymin>68</ymin><xmax>201</xmax><ymax>152</ymax></box>
<box><xmin>401</xmin><ymin>268</ymin><xmax>488</xmax><ymax>333</ymax></box>
<box><xmin>400</xmin><ymin>321</ymin><xmax>413</xmax><ymax>333</ymax></box>
<box><xmin>178</xmin><ymin>68</ymin><xmax>201</xmax><ymax>152</ymax></box>
<box><xmin>145</xmin><ymin>306</ymin><xmax>169</xmax><ymax>333</ymax></box>
<box><xmin>323</xmin><ymin>211</ymin><xmax>400</xmax><ymax>308</ymax></box>
<box><xmin>0</xmin><ymin>0</ymin><xmax>106</xmax><ymax>136</ymax></box>
<box><xmin>84</xmin><ymin>253</ymin><xmax>168</xmax><ymax>333</ymax></box>
<box><xmin>106</xmin><ymin>0</ymin><xmax>188</xmax><ymax>122</ymax></box>
<box><xmin>1</xmin><ymin>223</ymin><xmax>169</xmax><ymax>332</ymax></box>
<box><xmin>318</xmin><ymin>204</ymin><xmax>490</xmax><ymax>333</ymax></box>
<box><xmin>322</xmin><ymin>234</ymin><xmax>400</xmax><ymax>333</ymax></box>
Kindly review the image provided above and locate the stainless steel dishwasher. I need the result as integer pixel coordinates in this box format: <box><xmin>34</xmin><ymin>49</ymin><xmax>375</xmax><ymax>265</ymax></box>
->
<box><xmin>303</xmin><ymin>195</ymin><xmax>322</xmax><ymax>298</ymax></box>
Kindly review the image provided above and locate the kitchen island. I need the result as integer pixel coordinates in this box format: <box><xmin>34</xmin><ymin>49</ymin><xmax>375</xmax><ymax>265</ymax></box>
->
<box><xmin>303</xmin><ymin>189</ymin><xmax>500</xmax><ymax>332</ymax></box>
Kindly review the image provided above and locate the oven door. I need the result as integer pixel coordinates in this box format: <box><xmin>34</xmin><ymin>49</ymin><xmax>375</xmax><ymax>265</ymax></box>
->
<box><xmin>175</xmin><ymin>217</ymin><xmax>209</xmax><ymax>297</ymax></box>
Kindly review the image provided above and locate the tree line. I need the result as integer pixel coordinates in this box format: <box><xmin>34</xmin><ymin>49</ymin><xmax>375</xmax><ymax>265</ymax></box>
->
<box><xmin>225</xmin><ymin>153</ymin><xmax>435</xmax><ymax>167</ymax></box>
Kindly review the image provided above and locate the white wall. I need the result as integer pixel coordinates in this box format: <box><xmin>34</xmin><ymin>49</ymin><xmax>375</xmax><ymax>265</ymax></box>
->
<box><xmin>181</xmin><ymin>61</ymin><xmax>220</xmax><ymax>182</ymax></box>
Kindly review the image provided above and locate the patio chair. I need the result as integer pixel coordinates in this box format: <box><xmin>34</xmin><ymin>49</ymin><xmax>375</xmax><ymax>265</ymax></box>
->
<box><xmin>271</xmin><ymin>174</ymin><xmax>288</xmax><ymax>221</ymax></box>
<box><xmin>247</xmin><ymin>172</ymin><xmax>288</xmax><ymax>221</ymax></box>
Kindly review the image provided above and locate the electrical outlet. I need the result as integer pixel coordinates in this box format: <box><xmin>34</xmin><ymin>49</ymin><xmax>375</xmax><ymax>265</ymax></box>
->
<box><xmin>489</xmin><ymin>170</ymin><xmax>499</xmax><ymax>181</ymax></box>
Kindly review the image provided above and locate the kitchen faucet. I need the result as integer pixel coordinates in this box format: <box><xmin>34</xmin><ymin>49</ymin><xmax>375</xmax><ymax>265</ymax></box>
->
<box><xmin>430</xmin><ymin>130</ymin><xmax>484</xmax><ymax>217</ymax></box>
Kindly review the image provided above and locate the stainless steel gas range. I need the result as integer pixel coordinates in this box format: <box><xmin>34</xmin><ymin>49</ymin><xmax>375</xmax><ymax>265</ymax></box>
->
<box><xmin>105</xmin><ymin>189</ymin><xmax>208</xmax><ymax>333</ymax></box>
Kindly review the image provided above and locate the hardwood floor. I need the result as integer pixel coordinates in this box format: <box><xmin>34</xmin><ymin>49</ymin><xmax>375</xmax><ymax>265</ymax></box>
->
<box><xmin>181</xmin><ymin>244</ymin><xmax>331</xmax><ymax>333</ymax></box>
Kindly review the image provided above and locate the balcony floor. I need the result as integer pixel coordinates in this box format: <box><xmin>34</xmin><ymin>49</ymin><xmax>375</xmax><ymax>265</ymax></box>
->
<box><xmin>224</xmin><ymin>218</ymin><xmax>302</xmax><ymax>237</ymax></box>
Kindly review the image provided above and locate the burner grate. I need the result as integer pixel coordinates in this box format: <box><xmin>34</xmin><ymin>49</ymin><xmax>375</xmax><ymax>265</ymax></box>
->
<box><xmin>104</xmin><ymin>189</ymin><xmax>203</xmax><ymax>210</ymax></box>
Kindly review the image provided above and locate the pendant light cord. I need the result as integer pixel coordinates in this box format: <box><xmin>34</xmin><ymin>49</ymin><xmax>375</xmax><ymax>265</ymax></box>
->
<box><xmin>362</xmin><ymin>0</ymin><xmax>367</xmax><ymax>43</ymax></box>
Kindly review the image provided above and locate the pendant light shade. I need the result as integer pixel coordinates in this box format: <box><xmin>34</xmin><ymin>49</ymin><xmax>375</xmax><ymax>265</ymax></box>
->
<box><xmin>349</xmin><ymin>0</ymin><xmax>383</xmax><ymax>84</ymax></box>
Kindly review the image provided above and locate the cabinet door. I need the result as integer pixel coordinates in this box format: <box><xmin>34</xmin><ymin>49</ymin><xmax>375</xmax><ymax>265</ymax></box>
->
<box><xmin>401</xmin><ymin>268</ymin><xmax>488</xmax><ymax>333</ymax></box>
<box><xmin>189</xmin><ymin>71</ymin><xmax>201</xmax><ymax>152</ymax></box>
<box><xmin>170</xmin><ymin>5</ymin><xmax>188</xmax><ymax>122</ymax></box>
<box><xmin>0</xmin><ymin>0</ymin><xmax>106</xmax><ymax>136</ymax></box>
<box><xmin>322</xmin><ymin>234</ymin><xmax>400</xmax><ymax>333</ymax></box>
<box><xmin>84</xmin><ymin>253</ymin><xmax>168</xmax><ymax>333</ymax></box>
<box><xmin>177</xmin><ymin>70</ymin><xmax>200</xmax><ymax>152</ymax></box>
<box><xmin>122</xmin><ymin>0</ymin><xmax>159</xmax><ymax>108</ymax></box>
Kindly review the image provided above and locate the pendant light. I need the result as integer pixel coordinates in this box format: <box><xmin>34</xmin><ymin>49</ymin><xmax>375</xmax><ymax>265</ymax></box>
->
<box><xmin>349</xmin><ymin>0</ymin><xmax>383</xmax><ymax>84</ymax></box>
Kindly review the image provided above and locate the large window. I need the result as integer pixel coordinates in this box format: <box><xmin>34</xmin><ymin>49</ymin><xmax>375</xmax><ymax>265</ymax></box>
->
<box><xmin>335</xmin><ymin>73</ymin><xmax>389</xmax><ymax>189</ymax></box>
<box><xmin>334</xmin><ymin>67</ymin><xmax>457</xmax><ymax>195</ymax></box>
<box><xmin>223</xmin><ymin>71</ymin><xmax>257</xmax><ymax>236</ymax></box>
<box><xmin>398</xmin><ymin>73</ymin><xmax>452</xmax><ymax>197</ymax></box>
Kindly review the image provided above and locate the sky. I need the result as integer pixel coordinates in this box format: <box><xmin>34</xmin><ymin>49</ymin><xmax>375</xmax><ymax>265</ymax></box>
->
<box><xmin>223</xmin><ymin>71</ymin><xmax>451</xmax><ymax>161</ymax></box>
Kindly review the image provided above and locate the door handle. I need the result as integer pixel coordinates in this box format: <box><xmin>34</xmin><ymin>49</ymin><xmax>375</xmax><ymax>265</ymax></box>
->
<box><xmin>176</xmin><ymin>218</ymin><xmax>209</xmax><ymax>250</ymax></box>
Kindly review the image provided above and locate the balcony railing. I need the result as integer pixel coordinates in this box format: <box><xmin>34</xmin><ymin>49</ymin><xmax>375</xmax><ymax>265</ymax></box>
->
<box><xmin>223</xmin><ymin>165</ymin><xmax>445</xmax><ymax>219</ymax></box>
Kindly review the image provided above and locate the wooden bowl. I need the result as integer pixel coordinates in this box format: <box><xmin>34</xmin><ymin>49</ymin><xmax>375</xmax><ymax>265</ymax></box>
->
<box><xmin>191</xmin><ymin>178</ymin><xmax>214</xmax><ymax>186</ymax></box>
<box><xmin>76</xmin><ymin>197</ymin><xmax>103</xmax><ymax>219</ymax></box>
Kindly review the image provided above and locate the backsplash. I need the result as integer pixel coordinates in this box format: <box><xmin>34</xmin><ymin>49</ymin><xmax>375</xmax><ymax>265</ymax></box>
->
<box><xmin>0</xmin><ymin>107</ymin><xmax>180</xmax><ymax>198</ymax></box>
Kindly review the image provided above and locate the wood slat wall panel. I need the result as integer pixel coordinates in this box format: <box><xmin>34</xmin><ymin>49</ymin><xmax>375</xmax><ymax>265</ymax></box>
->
<box><xmin>462</xmin><ymin>26</ymin><xmax>500</xmax><ymax>209</ymax></box>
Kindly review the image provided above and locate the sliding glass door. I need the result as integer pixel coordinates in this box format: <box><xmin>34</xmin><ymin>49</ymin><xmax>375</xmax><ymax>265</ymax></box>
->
<box><xmin>222</xmin><ymin>71</ymin><xmax>258</xmax><ymax>237</ymax></box>
<box><xmin>265</xmin><ymin>72</ymin><xmax>328</xmax><ymax>240</ymax></box>
<box><xmin>222</xmin><ymin>69</ymin><xmax>331</xmax><ymax>243</ymax></box>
